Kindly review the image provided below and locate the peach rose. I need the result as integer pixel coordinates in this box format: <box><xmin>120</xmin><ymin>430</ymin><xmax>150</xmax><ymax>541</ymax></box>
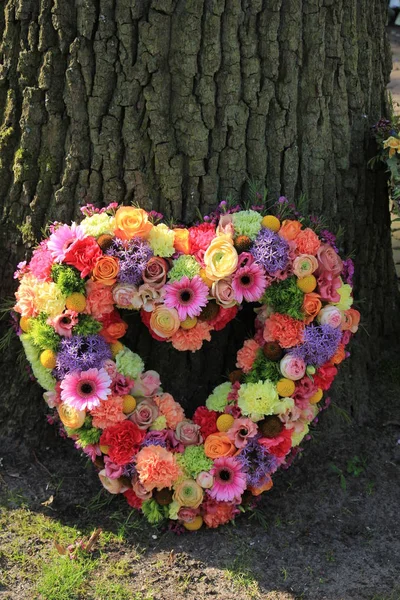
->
<box><xmin>112</xmin><ymin>283</ymin><xmax>137</xmax><ymax>308</ymax></box>
<box><xmin>114</xmin><ymin>207</ymin><xmax>153</xmax><ymax>240</ymax></box>
<box><xmin>92</xmin><ymin>256</ymin><xmax>119</xmax><ymax>286</ymax></box>
<box><xmin>302</xmin><ymin>293</ymin><xmax>322</xmax><ymax>324</ymax></box>
<box><xmin>211</xmin><ymin>278</ymin><xmax>237</xmax><ymax>308</ymax></box>
<box><xmin>150</xmin><ymin>306</ymin><xmax>180</xmax><ymax>338</ymax></box>
<box><xmin>58</xmin><ymin>404</ymin><xmax>86</xmax><ymax>429</ymax></box>
<box><xmin>204</xmin><ymin>432</ymin><xmax>237</xmax><ymax>459</ymax></box>
<box><xmin>143</xmin><ymin>257</ymin><xmax>169</xmax><ymax>289</ymax></box>
<box><xmin>341</xmin><ymin>308</ymin><xmax>360</xmax><ymax>333</ymax></box>
<box><xmin>279</xmin><ymin>220</ymin><xmax>302</xmax><ymax>241</ymax></box>
<box><xmin>204</xmin><ymin>235</ymin><xmax>238</xmax><ymax>281</ymax></box>
<box><xmin>173</xmin><ymin>228</ymin><xmax>190</xmax><ymax>254</ymax></box>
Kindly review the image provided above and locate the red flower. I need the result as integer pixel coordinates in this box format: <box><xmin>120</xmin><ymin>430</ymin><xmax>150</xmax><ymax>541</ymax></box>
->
<box><xmin>64</xmin><ymin>237</ymin><xmax>102</xmax><ymax>278</ymax></box>
<box><xmin>259</xmin><ymin>428</ymin><xmax>292</xmax><ymax>459</ymax></box>
<box><xmin>123</xmin><ymin>489</ymin><xmax>143</xmax><ymax>510</ymax></box>
<box><xmin>193</xmin><ymin>406</ymin><xmax>219</xmax><ymax>439</ymax></box>
<box><xmin>100</xmin><ymin>421</ymin><xmax>145</xmax><ymax>465</ymax></box>
<box><xmin>208</xmin><ymin>306</ymin><xmax>238</xmax><ymax>331</ymax></box>
<box><xmin>314</xmin><ymin>362</ymin><xmax>338</xmax><ymax>391</ymax></box>
<box><xmin>140</xmin><ymin>309</ymin><xmax>165</xmax><ymax>342</ymax></box>
<box><xmin>99</xmin><ymin>310</ymin><xmax>128</xmax><ymax>343</ymax></box>
<box><xmin>189</xmin><ymin>223</ymin><xmax>216</xmax><ymax>254</ymax></box>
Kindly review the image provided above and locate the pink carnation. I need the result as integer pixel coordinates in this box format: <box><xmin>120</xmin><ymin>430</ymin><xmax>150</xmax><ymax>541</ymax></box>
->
<box><xmin>29</xmin><ymin>242</ymin><xmax>54</xmax><ymax>281</ymax></box>
<box><xmin>85</xmin><ymin>280</ymin><xmax>114</xmax><ymax>319</ymax></box>
<box><xmin>154</xmin><ymin>393</ymin><xmax>185</xmax><ymax>429</ymax></box>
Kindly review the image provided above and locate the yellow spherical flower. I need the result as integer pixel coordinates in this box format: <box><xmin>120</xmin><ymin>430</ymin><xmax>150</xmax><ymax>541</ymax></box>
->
<box><xmin>276</xmin><ymin>378</ymin><xmax>295</xmax><ymax>397</ymax></box>
<box><xmin>58</xmin><ymin>404</ymin><xmax>86</xmax><ymax>430</ymax></box>
<box><xmin>111</xmin><ymin>341</ymin><xmax>124</xmax><ymax>358</ymax></box>
<box><xmin>180</xmin><ymin>317</ymin><xmax>198</xmax><ymax>330</ymax></box>
<box><xmin>262</xmin><ymin>215</ymin><xmax>281</xmax><ymax>232</ymax></box>
<box><xmin>65</xmin><ymin>292</ymin><xmax>86</xmax><ymax>313</ymax></box>
<box><xmin>383</xmin><ymin>135</ymin><xmax>400</xmax><ymax>158</ymax></box>
<box><xmin>173</xmin><ymin>479</ymin><xmax>204</xmax><ymax>508</ymax></box>
<box><xmin>309</xmin><ymin>388</ymin><xmax>323</xmax><ymax>404</ymax></box>
<box><xmin>216</xmin><ymin>414</ymin><xmax>235</xmax><ymax>432</ymax></box>
<box><xmin>122</xmin><ymin>394</ymin><xmax>137</xmax><ymax>414</ymax></box>
<box><xmin>40</xmin><ymin>349</ymin><xmax>57</xmax><ymax>370</ymax></box>
<box><xmin>296</xmin><ymin>275</ymin><xmax>317</xmax><ymax>293</ymax></box>
<box><xmin>20</xmin><ymin>316</ymin><xmax>31</xmax><ymax>332</ymax></box>
<box><xmin>100</xmin><ymin>445</ymin><xmax>110</xmax><ymax>454</ymax></box>
<box><xmin>204</xmin><ymin>234</ymin><xmax>238</xmax><ymax>281</ymax></box>
<box><xmin>184</xmin><ymin>516</ymin><xmax>203</xmax><ymax>530</ymax></box>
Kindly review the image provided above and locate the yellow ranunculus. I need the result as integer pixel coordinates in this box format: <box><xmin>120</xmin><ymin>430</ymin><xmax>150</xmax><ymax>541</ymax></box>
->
<box><xmin>150</xmin><ymin>306</ymin><xmax>180</xmax><ymax>338</ymax></box>
<box><xmin>58</xmin><ymin>404</ymin><xmax>86</xmax><ymax>430</ymax></box>
<box><xmin>173</xmin><ymin>479</ymin><xmax>204</xmax><ymax>508</ymax></box>
<box><xmin>383</xmin><ymin>136</ymin><xmax>400</xmax><ymax>158</ymax></box>
<box><xmin>203</xmin><ymin>235</ymin><xmax>238</xmax><ymax>281</ymax></box>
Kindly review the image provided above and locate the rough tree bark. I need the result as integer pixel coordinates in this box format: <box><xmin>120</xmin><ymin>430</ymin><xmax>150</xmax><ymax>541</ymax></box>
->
<box><xmin>0</xmin><ymin>0</ymin><xmax>399</xmax><ymax>441</ymax></box>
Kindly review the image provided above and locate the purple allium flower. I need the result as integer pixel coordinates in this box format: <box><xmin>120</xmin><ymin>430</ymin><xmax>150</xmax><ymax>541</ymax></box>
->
<box><xmin>292</xmin><ymin>324</ymin><xmax>341</xmax><ymax>367</ymax></box>
<box><xmin>55</xmin><ymin>335</ymin><xmax>112</xmax><ymax>379</ymax></box>
<box><xmin>141</xmin><ymin>431</ymin><xmax>168</xmax><ymax>449</ymax></box>
<box><xmin>320</xmin><ymin>229</ymin><xmax>338</xmax><ymax>252</ymax></box>
<box><xmin>237</xmin><ymin>437</ymin><xmax>279</xmax><ymax>487</ymax></box>
<box><xmin>106</xmin><ymin>237</ymin><xmax>153</xmax><ymax>285</ymax></box>
<box><xmin>250</xmin><ymin>228</ymin><xmax>290</xmax><ymax>274</ymax></box>
<box><xmin>123</xmin><ymin>463</ymin><xmax>138</xmax><ymax>478</ymax></box>
<box><xmin>342</xmin><ymin>258</ymin><xmax>355</xmax><ymax>286</ymax></box>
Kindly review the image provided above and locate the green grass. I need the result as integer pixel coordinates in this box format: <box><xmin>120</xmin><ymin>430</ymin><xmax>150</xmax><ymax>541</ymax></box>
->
<box><xmin>36</xmin><ymin>556</ymin><xmax>95</xmax><ymax>600</ymax></box>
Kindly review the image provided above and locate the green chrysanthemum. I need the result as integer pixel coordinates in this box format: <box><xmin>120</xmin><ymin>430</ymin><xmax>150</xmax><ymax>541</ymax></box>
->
<box><xmin>237</xmin><ymin>380</ymin><xmax>279</xmax><ymax>421</ymax></box>
<box><xmin>80</xmin><ymin>213</ymin><xmax>115</xmax><ymax>237</ymax></box>
<box><xmin>28</xmin><ymin>315</ymin><xmax>60</xmax><ymax>352</ymax></box>
<box><xmin>232</xmin><ymin>210</ymin><xmax>263</xmax><ymax>240</ymax></box>
<box><xmin>115</xmin><ymin>347</ymin><xmax>144</xmax><ymax>379</ymax></box>
<box><xmin>73</xmin><ymin>314</ymin><xmax>102</xmax><ymax>336</ymax></box>
<box><xmin>20</xmin><ymin>334</ymin><xmax>56</xmax><ymax>391</ymax></box>
<box><xmin>177</xmin><ymin>446</ymin><xmax>213</xmax><ymax>479</ymax></box>
<box><xmin>168</xmin><ymin>255</ymin><xmax>201</xmax><ymax>282</ymax></box>
<box><xmin>244</xmin><ymin>351</ymin><xmax>281</xmax><ymax>384</ymax></box>
<box><xmin>206</xmin><ymin>381</ymin><xmax>232</xmax><ymax>412</ymax></box>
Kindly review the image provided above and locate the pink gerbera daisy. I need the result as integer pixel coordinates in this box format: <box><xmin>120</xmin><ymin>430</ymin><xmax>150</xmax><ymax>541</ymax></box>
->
<box><xmin>163</xmin><ymin>275</ymin><xmax>209</xmax><ymax>321</ymax></box>
<box><xmin>47</xmin><ymin>223</ymin><xmax>86</xmax><ymax>263</ymax></box>
<box><xmin>209</xmin><ymin>456</ymin><xmax>247</xmax><ymax>502</ymax></box>
<box><xmin>60</xmin><ymin>368</ymin><xmax>111</xmax><ymax>411</ymax></box>
<box><xmin>232</xmin><ymin>262</ymin><xmax>267</xmax><ymax>303</ymax></box>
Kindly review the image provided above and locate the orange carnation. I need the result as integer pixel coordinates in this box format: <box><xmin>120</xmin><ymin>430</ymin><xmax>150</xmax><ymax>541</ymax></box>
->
<box><xmin>302</xmin><ymin>292</ymin><xmax>322</xmax><ymax>324</ymax></box>
<box><xmin>173</xmin><ymin>228</ymin><xmax>190</xmax><ymax>254</ymax></box>
<box><xmin>114</xmin><ymin>207</ymin><xmax>153</xmax><ymax>240</ymax></box>
<box><xmin>264</xmin><ymin>313</ymin><xmax>304</xmax><ymax>348</ymax></box>
<box><xmin>204</xmin><ymin>432</ymin><xmax>237</xmax><ymax>459</ymax></box>
<box><xmin>136</xmin><ymin>445</ymin><xmax>181</xmax><ymax>491</ymax></box>
<box><xmin>279</xmin><ymin>220</ymin><xmax>302</xmax><ymax>241</ymax></box>
<box><xmin>154</xmin><ymin>393</ymin><xmax>185</xmax><ymax>429</ymax></box>
<box><xmin>294</xmin><ymin>228</ymin><xmax>321</xmax><ymax>255</ymax></box>
<box><xmin>92</xmin><ymin>256</ymin><xmax>120</xmax><ymax>286</ymax></box>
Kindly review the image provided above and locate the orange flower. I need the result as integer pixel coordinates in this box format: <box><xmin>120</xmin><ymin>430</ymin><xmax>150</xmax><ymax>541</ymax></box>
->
<box><xmin>90</xmin><ymin>395</ymin><xmax>127</xmax><ymax>429</ymax></box>
<box><xmin>331</xmin><ymin>343</ymin><xmax>346</xmax><ymax>365</ymax></box>
<box><xmin>58</xmin><ymin>404</ymin><xmax>86</xmax><ymax>429</ymax></box>
<box><xmin>92</xmin><ymin>256</ymin><xmax>120</xmax><ymax>286</ymax></box>
<box><xmin>173</xmin><ymin>228</ymin><xmax>190</xmax><ymax>254</ymax></box>
<box><xmin>136</xmin><ymin>445</ymin><xmax>182</xmax><ymax>491</ymax></box>
<box><xmin>114</xmin><ymin>207</ymin><xmax>153</xmax><ymax>240</ymax></box>
<box><xmin>279</xmin><ymin>220</ymin><xmax>302</xmax><ymax>241</ymax></box>
<box><xmin>341</xmin><ymin>308</ymin><xmax>360</xmax><ymax>333</ymax></box>
<box><xmin>154</xmin><ymin>393</ymin><xmax>185</xmax><ymax>429</ymax></box>
<box><xmin>249</xmin><ymin>476</ymin><xmax>273</xmax><ymax>496</ymax></box>
<box><xmin>150</xmin><ymin>306</ymin><xmax>180</xmax><ymax>339</ymax></box>
<box><xmin>264</xmin><ymin>313</ymin><xmax>305</xmax><ymax>348</ymax></box>
<box><xmin>295</xmin><ymin>228</ymin><xmax>321</xmax><ymax>255</ymax></box>
<box><xmin>302</xmin><ymin>292</ymin><xmax>322</xmax><ymax>324</ymax></box>
<box><xmin>204</xmin><ymin>432</ymin><xmax>237</xmax><ymax>459</ymax></box>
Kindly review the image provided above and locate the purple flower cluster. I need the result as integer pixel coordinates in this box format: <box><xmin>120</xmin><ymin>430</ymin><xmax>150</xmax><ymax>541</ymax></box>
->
<box><xmin>237</xmin><ymin>437</ymin><xmax>279</xmax><ymax>487</ymax></box>
<box><xmin>250</xmin><ymin>228</ymin><xmax>289</xmax><ymax>274</ymax></box>
<box><xmin>55</xmin><ymin>335</ymin><xmax>112</xmax><ymax>379</ymax></box>
<box><xmin>293</xmin><ymin>324</ymin><xmax>341</xmax><ymax>368</ymax></box>
<box><xmin>342</xmin><ymin>258</ymin><xmax>354</xmax><ymax>287</ymax></box>
<box><xmin>106</xmin><ymin>237</ymin><xmax>153</xmax><ymax>285</ymax></box>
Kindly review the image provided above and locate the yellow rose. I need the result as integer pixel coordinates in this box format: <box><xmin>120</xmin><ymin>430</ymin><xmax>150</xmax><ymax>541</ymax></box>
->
<box><xmin>173</xmin><ymin>479</ymin><xmax>204</xmax><ymax>508</ymax></box>
<box><xmin>150</xmin><ymin>306</ymin><xmax>180</xmax><ymax>338</ymax></box>
<box><xmin>203</xmin><ymin>235</ymin><xmax>238</xmax><ymax>281</ymax></box>
<box><xmin>383</xmin><ymin>136</ymin><xmax>400</xmax><ymax>158</ymax></box>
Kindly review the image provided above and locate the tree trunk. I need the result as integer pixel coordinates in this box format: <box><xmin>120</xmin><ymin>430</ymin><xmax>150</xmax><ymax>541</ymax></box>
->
<box><xmin>0</xmin><ymin>0</ymin><xmax>399</xmax><ymax>441</ymax></box>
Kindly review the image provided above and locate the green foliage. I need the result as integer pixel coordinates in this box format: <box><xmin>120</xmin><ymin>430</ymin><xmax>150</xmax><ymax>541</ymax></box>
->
<box><xmin>141</xmin><ymin>499</ymin><xmax>169</xmax><ymax>525</ymax></box>
<box><xmin>262</xmin><ymin>277</ymin><xmax>304</xmax><ymax>319</ymax></box>
<box><xmin>36</xmin><ymin>556</ymin><xmax>95</xmax><ymax>600</ymax></box>
<box><xmin>244</xmin><ymin>351</ymin><xmax>281</xmax><ymax>384</ymax></box>
<box><xmin>28</xmin><ymin>314</ymin><xmax>60</xmax><ymax>352</ymax></box>
<box><xmin>73</xmin><ymin>314</ymin><xmax>102</xmax><ymax>336</ymax></box>
<box><xmin>17</xmin><ymin>219</ymin><xmax>36</xmax><ymax>245</ymax></box>
<box><xmin>51</xmin><ymin>264</ymin><xmax>86</xmax><ymax>295</ymax></box>
<box><xmin>67</xmin><ymin>417</ymin><xmax>101</xmax><ymax>448</ymax></box>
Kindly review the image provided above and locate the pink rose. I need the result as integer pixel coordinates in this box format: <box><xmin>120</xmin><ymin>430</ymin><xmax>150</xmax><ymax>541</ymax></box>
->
<box><xmin>131</xmin><ymin>370</ymin><xmax>162</xmax><ymax>398</ymax></box>
<box><xmin>143</xmin><ymin>257</ymin><xmax>169</xmax><ymax>289</ymax></box>
<box><xmin>196</xmin><ymin>471</ymin><xmax>214</xmax><ymax>488</ymax></box>
<box><xmin>98</xmin><ymin>470</ymin><xmax>129</xmax><ymax>494</ymax></box>
<box><xmin>132</xmin><ymin>474</ymin><xmax>153</xmax><ymax>500</ymax></box>
<box><xmin>112</xmin><ymin>283</ymin><xmax>138</xmax><ymax>308</ymax></box>
<box><xmin>317</xmin><ymin>273</ymin><xmax>341</xmax><ymax>303</ymax></box>
<box><xmin>104</xmin><ymin>455</ymin><xmax>124</xmax><ymax>479</ymax></box>
<box><xmin>129</xmin><ymin>398</ymin><xmax>159</xmax><ymax>429</ymax></box>
<box><xmin>317</xmin><ymin>244</ymin><xmax>343</xmax><ymax>276</ymax></box>
<box><xmin>317</xmin><ymin>305</ymin><xmax>343</xmax><ymax>329</ymax></box>
<box><xmin>211</xmin><ymin>278</ymin><xmax>237</xmax><ymax>308</ymax></box>
<box><xmin>292</xmin><ymin>376</ymin><xmax>318</xmax><ymax>409</ymax></box>
<box><xmin>280</xmin><ymin>354</ymin><xmax>306</xmax><ymax>381</ymax></box>
<box><xmin>175</xmin><ymin>420</ymin><xmax>203</xmax><ymax>446</ymax></box>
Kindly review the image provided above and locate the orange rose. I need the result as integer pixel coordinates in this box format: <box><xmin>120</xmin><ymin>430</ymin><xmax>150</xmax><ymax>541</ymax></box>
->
<box><xmin>302</xmin><ymin>292</ymin><xmax>322</xmax><ymax>324</ymax></box>
<box><xmin>341</xmin><ymin>308</ymin><xmax>360</xmax><ymax>333</ymax></box>
<box><xmin>331</xmin><ymin>343</ymin><xmax>346</xmax><ymax>365</ymax></box>
<box><xmin>204</xmin><ymin>432</ymin><xmax>237</xmax><ymax>459</ymax></box>
<box><xmin>249</xmin><ymin>477</ymin><xmax>273</xmax><ymax>496</ymax></box>
<box><xmin>279</xmin><ymin>220</ymin><xmax>302</xmax><ymax>241</ymax></box>
<box><xmin>92</xmin><ymin>256</ymin><xmax>120</xmax><ymax>286</ymax></box>
<box><xmin>114</xmin><ymin>207</ymin><xmax>153</xmax><ymax>240</ymax></box>
<box><xmin>100</xmin><ymin>311</ymin><xmax>128</xmax><ymax>343</ymax></box>
<box><xmin>58</xmin><ymin>404</ymin><xmax>86</xmax><ymax>430</ymax></box>
<box><xmin>173</xmin><ymin>228</ymin><xmax>190</xmax><ymax>254</ymax></box>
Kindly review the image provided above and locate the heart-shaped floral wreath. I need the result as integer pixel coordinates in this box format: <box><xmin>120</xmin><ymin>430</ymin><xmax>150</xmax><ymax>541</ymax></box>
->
<box><xmin>13</xmin><ymin>194</ymin><xmax>359</xmax><ymax>531</ymax></box>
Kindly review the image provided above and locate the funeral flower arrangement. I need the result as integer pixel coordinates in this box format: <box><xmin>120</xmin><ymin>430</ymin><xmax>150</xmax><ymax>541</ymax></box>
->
<box><xmin>12</xmin><ymin>195</ymin><xmax>359</xmax><ymax>530</ymax></box>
